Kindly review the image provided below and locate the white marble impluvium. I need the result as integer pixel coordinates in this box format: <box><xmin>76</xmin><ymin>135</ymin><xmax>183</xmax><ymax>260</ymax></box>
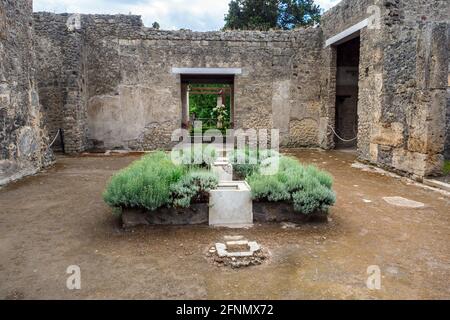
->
<box><xmin>211</xmin><ymin>158</ymin><xmax>233</xmax><ymax>182</ymax></box>
<box><xmin>209</xmin><ymin>181</ymin><xmax>253</xmax><ymax>227</ymax></box>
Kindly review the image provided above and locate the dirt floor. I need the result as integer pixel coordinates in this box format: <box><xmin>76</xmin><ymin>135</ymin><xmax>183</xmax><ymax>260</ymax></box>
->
<box><xmin>0</xmin><ymin>150</ymin><xmax>449</xmax><ymax>300</ymax></box>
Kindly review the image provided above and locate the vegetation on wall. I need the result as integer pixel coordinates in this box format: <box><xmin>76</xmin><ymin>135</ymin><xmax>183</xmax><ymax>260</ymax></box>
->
<box><xmin>224</xmin><ymin>0</ymin><xmax>322</xmax><ymax>31</ymax></box>
<box><xmin>443</xmin><ymin>160</ymin><xmax>450</xmax><ymax>176</ymax></box>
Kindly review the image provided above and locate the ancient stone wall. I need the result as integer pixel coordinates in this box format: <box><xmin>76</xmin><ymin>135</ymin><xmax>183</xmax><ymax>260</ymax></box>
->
<box><xmin>0</xmin><ymin>0</ymin><xmax>52</xmax><ymax>186</ymax></box>
<box><xmin>378</xmin><ymin>0</ymin><xmax>448</xmax><ymax>177</ymax></box>
<box><xmin>320</xmin><ymin>0</ymin><xmax>449</xmax><ymax>177</ymax></box>
<box><xmin>34</xmin><ymin>13</ymin><xmax>323</xmax><ymax>151</ymax></box>
<box><xmin>34</xmin><ymin>13</ymin><xmax>89</xmax><ymax>153</ymax></box>
<box><xmin>445</xmin><ymin>26</ymin><xmax>450</xmax><ymax>160</ymax></box>
<box><xmin>319</xmin><ymin>0</ymin><xmax>379</xmax><ymax>151</ymax></box>
<box><xmin>31</xmin><ymin>0</ymin><xmax>449</xmax><ymax>178</ymax></box>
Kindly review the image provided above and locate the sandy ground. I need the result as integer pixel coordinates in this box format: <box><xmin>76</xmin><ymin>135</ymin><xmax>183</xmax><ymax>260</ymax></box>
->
<box><xmin>0</xmin><ymin>150</ymin><xmax>449</xmax><ymax>300</ymax></box>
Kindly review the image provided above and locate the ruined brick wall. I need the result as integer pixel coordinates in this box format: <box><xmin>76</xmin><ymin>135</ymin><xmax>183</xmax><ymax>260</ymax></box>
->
<box><xmin>320</xmin><ymin>0</ymin><xmax>449</xmax><ymax>177</ymax></box>
<box><xmin>378</xmin><ymin>0</ymin><xmax>449</xmax><ymax>177</ymax></box>
<box><xmin>32</xmin><ymin>1</ymin><xmax>448</xmax><ymax>177</ymax></box>
<box><xmin>33</xmin><ymin>13</ymin><xmax>66</xmax><ymax>151</ymax></box>
<box><xmin>83</xmin><ymin>16</ymin><xmax>323</xmax><ymax>150</ymax></box>
<box><xmin>319</xmin><ymin>0</ymin><xmax>379</xmax><ymax>151</ymax></box>
<box><xmin>0</xmin><ymin>0</ymin><xmax>52</xmax><ymax>185</ymax></box>
<box><xmin>34</xmin><ymin>13</ymin><xmax>89</xmax><ymax>153</ymax></box>
<box><xmin>445</xmin><ymin>26</ymin><xmax>450</xmax><ymax>160</ymax></box>
<box><xmin>34</xmin><ymin>13</ymin><xmax>323</xmax><ymax>151</ymax></box>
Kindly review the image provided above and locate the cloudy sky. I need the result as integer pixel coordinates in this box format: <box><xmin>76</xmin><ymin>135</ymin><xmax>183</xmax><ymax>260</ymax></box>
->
<box><xmin>33</xmin><ymin>0</ymin><xmax>342</xmax><ymax>31</ymax></box>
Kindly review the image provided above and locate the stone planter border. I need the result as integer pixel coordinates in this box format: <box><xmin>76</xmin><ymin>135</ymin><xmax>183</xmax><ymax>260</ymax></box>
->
<box><xmin>121</xmin><ymin>201</ymin><xmax>327</xmax><ymax>228</ymax></box>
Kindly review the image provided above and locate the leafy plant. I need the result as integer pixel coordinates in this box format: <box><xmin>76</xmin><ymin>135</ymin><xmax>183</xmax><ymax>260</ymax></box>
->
<box><xmin>104</xmin><ymin>149</ymin><xmax>336</xmax><ymax>216</ymax></box>
<box><xmin>103</xmin><ymin>152</ymin><xmax>185</xmax><ymax>211</ymax></box>
<box><xmin>212</xmin><ymin>104</ymin><xmax>228</xmax><ymax>129</ymax></box>
<box><xmin>171</xmin><ymin>170</ymin><xmax>219</xmax><ymax>208</ymax></box>
<box><xmin>228</xmin><ymin>148</ymin><xmax>280</xmax><ymax>178</ymax></box>
<box><xmin>232</xmin><ymin>151</ymin><xmax>336</xmax><ymax>215</ymax></box>
<box><xmin>228</xmin><ymin>149</ymin><xmax>259</xmax><ymax>178</ymax></box>
<box><xmin>174</xmin><ymin>145</ymin><xmax>218</xmax><ymax>167</ymax></box>
<box><xmin>189</xmin><ymin>84</ymin><xmax>231</xmax><ymax>135</ymax></box>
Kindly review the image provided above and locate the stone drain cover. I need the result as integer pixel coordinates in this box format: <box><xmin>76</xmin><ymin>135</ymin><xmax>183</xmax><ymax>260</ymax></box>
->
<box><xmin>207</xmin><ymin>236</ymin><xmax>269</xmax><ymax>268</ymax></box>
<box><xmin>383</xmin><ymin>196</ymin><xmax>425</xmax><ymax>208</ymax></box>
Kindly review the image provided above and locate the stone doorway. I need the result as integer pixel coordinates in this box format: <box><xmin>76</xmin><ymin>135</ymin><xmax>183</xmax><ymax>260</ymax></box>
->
<box><xmin>334</xmin><ymin>36</ymin><xmax>360</xmax><ymax>150</ymax></box>
<box><xmin>180</xmin><ymin>74</ymin><xmax>235</xmax><ymax>139</ymax></box>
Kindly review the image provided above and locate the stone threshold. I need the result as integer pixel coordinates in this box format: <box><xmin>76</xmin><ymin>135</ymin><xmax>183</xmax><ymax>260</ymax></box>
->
<box><xmin>352</xmin><ymin>161</ymin><xmax>450</xmax><ymax>197</ymax></box>
<box><xmin>423</xmin><ymin>179</ymin><xmax>450</xmax><ymax>193</ymax></box>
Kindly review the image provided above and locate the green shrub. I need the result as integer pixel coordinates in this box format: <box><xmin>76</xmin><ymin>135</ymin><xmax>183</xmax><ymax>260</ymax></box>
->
<box><xmin>104</xmin><ymin>148</ymin><xmax>336</xmax><ymax>216</ymax></box>
<box><xmin>228</xmin><ymin>148</ymin><xmax>280</xmax><ymax>178</ymax></box>
<box><xmin>239</xmin><ymin>152</ymin><xmax>336</xmax><ymax>215</ymax></box>
<box><xmin>172</xmin><ymin>145</ymin><xmax>218</xmax><ymax>166</ymax></box>
<box><xmin>247</xmin><ymin>174</ymin><xmax>290</xmax><ymax>202</ymax></box>
<box><xmin>171</xmin><ymin>170</ymin><xmax>219</xmax><ymax>208</ymax></box>
<box><xmin>103</xmin><ymin>152</ymin><xmax>185</xmax><ymax>211</ymax></box>
<box><xmin>305</xmin><ymin>165</ymin><xmax>333</xmax><ymax>188</ymax></box>
<box><xmin>292</xmin><ymin>181</ymin><xmax>336</xmax><ymax>214</ymax></box>
<box><xmin>103</xmin><ymin>152</ymin><xmax>219</xmax><ymax>211</ymax></box>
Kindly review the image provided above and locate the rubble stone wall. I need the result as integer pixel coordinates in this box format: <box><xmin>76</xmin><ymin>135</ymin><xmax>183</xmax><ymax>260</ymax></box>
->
<box><xmin>34</xmin><ymin>13</ymin><xmax>89</xmax><ymax>153</ymax></box>
<box><xmin>320</xmin><ymin>0</ymin><xmax>449</xmax><ymax>177</ymax></box>
<box><xmin>445</xmin><ymin>27</ymin><xmax>450</xmax><ymax>160</ymax></box>
<box><xmin>31</xmin><ymin>0</ymin><xmax>449</xmax><ymax>178</ymax></box>
<box><xmin>34</xmin><ymin>13</ymin><xmax>323</xmax><ymax>151</ymax></box>
<box><xmin>0</xmin><ymin>0</ymin><xmax>52</xmax><ymax>186</ymax></box>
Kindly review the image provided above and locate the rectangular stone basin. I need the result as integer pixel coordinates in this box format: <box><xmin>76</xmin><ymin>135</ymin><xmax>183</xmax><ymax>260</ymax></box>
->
<box><xmin>209</xmin><ymin>181</ymin><xmax>253</xmax><ymax>227</ymax></box>
<box><xmin>226</xmin><ymin>240</ymin><xmax>251</xmax><ymax>252</ymax></box>
<box><xmin>211</xmin><ymin>159</ymin><xmax>233</xmax><ymax>182</ymax></box>
<box><xmin>216</xmin><ymin>185</ymin><xmax>239</xmax><ymax>190</ymax></box>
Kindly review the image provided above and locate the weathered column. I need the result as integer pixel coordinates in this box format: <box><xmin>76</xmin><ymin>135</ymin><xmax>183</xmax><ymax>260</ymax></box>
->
<box><xmin>181</xmin><ymin>83</ymin><xmax>189</xmax><ymax>128</ymax></box>
<box><xmin>61</xmin><ymin>14</ymin><xmax>89</xmax><ymax>153</ymax></box>
<box><xmin>0</xmin><ymin>0</ymin><xmax>52</xmax><ymax>185</ymax></box>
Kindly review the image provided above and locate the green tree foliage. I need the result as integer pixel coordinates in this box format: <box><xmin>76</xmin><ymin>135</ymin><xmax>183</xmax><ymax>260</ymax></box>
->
<box><xmin>152</xmin><ymin>21</ymin><xmax>160</xmax><ymax>29</ymax></box>
<box><xmin>224</xmin><ymin>0</ymin><xmax>279</xmax><ymax>30</ymax></box>
<box><xmin>189</xmin><ymin>87</ymin><xmax>217</xmax><ymax>119</ymax></box>
<box><xmin>279</xmin><ymin>0</ymin><xmax>321</xmax><ymax>29</ymax></box>
<box><xmin>224</xmin><ymin>0</ymin><xmax>322</xmax><ymax>31</ymax></box>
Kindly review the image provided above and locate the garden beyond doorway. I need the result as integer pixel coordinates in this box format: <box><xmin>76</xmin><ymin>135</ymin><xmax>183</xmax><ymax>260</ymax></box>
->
<box><xmin>180</xmin><ymin>74</ymin><xmax>235</xmax><ymax>139</ymax></box>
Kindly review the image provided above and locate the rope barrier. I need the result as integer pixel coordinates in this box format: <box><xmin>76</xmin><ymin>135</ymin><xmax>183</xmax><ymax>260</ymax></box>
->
<box><xmin>328</xmin><ymin>125</ymin><xmax>358</xmax><ymax>142</ymax></box>
<box><xmin>48</xmin><ymin>129</ymin><xmax>60</xmax><ymax>149</ymax></box>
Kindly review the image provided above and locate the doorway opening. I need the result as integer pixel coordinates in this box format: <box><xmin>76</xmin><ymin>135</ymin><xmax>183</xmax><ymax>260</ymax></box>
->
<box><xmin>180</xmin><ymin>74</ymin><xmax>234</xmax><ymax>139</ymax></box>
<box><xmin>334</xmin><ymin>36</ymin><xmax>360</xmax><ymax>150</ymax></box>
